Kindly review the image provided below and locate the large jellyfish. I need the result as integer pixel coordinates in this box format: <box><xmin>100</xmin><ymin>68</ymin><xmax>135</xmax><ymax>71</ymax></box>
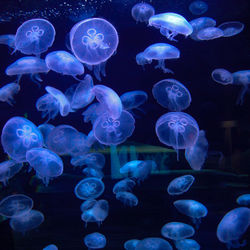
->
<box><xmin>0</xmin><ymin>82</ymin><xmax>20</xmax><ymax>106</ymax></box>
<box><xmin>70</xmin><ymin>18</ymin><xmax>118</xmax><ymax>80</ymax></box>
<box><xmin>175</xmin><ymin>239</ymin><xmax>200</xmax><ymax>250</ymax></box>
<box><xmin>5</xmin><ymin>57</ymin><xmax>49</xmax><ymax>84</ymax></box>
<box><xmin>116</xmin><ymin>191</ymin><xmax>138</xmax><ymax>207</ymax></box>
<box><xmin>236</xmin><ymin>194</ymin><xmax>250</xmax><ymax>206</ymax></box>
<box><xmin>15</xmin><ymin>18</ymin><xmax>55</xmax><ymax>55</ymax></box>
<box><xmin>174</xmin><ymin>200</ymin><xmax>208</xmax><ymax>228</ymax></box>
<box><xmin>211</xmin><ymin>68</ymin><xmax>233</xmax><ymax>85</ymax></box>
<box><xmin>185</xmin><ymin>130</ymin><xmax>208</xmax><ymax>171</ymax></box>
<box><xmin>43</xmin><ymin>244</ymin><xmax>58</xmax><ymax>250</ymax></box>
<box><xmin>155</xmin><ymin>112</ymin><xmax>199</xmax><ymax>160</ymax></box>
<box><xmin>1</xmin><ymin>117</ymin><xmax>43</xmax><ymax>162</ymax></box>
<box><xmin>45</xmin><ymin>50</ymin><xmax>84</xmax><ymax>79</ymax></box>
<box><xmin>26</xmin><ymin>148</ymin><xmax>63</xmax><ymax>186</ymax></box>
<box><xmin>131</xmin><ymin>2</ymin><xmax>155</xmax><ymax>23</ymax></box>
<box><xmin>167</xmin><ymin>175</ymin><xmax>195</xmax><ymax>195</ymax></box>
<box><xmin>152</xmin><ymin>79</ymin><xmax>191</xmax><ymax>111</ymax></box>
<box><xmin>218</xmin><ymin>21</ymin><xmax>244</xmax><ymax>37</ymax></box>
<box><xmin>124</xmin><ymin>239</ymin><xmax>140</xmax><ymax>250</ymax></box>
<box><xmin>135</xmin><ymin>237</ymin><xmax>173</xmax><ymax>250</ymax></box>
<box><xmin>149</xmin><ymin>13</ymin><xmax>193</xmax><ymax>41</ymax></box>
<box><xmin>189</xmin><ymin>1</ymin><xmax>208</xmax><ymax>16</ymax></box>
<box><xmin>84</xmin><ymin>232</ymin><xmax>106</xmax><ymax>249</ymax></box>
<box><xmin>113</xmin><ymin>178</ymin><xmax>136</xmax><ymax>194</ymax></box>
<box><xmin>0</xmin><ymin>34</ymin><xmax>15</xmax><ymax>49</ymax></box>
<box><xmin>217</xmin><ymin>207</ymin><xmax>250</xmax><ymax>249</ymax></box>
<box><xmin>196</xmin><ymin>27</ymin><xmax>224</xmax><ymax>40</ymax></box>
<box><xmin>137</xmin><ymin>43</ymin><xmax>180</xmax><ymax>73</ymax></box>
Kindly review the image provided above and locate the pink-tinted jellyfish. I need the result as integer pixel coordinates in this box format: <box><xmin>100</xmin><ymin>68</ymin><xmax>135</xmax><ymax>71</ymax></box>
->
<box><xmin>0</xmin><ymin>34</ymin><xmax>16</xmax><ymax>49</ymax></box>
<box><xmin>155</xmin><ymin>112</ymin><xmax>199</xmax><ymax>160</ymax></box>
<box><xmin>211</xmin><ymin>68</ymin><xmax>233</xmax><ymax>85</ymax></box>
<box><xmin>131</xmin><ymin>2</ymin><xmax>155</xmax><ymax>23</ymax></box>
<box><xmin>0</xmin><ymin>82</ymin><xmax>20</xmax><ymax>106</ymax></box>
<box><xmin>218</xmin><ymin>21</ymin><xmax>244</xmax><ymax>37</ymax></box>
<box><xmin>15</xmin><ymin>18</ymin><xmax>55</xmax><ymax>56</ymax></box>
<box><xmin>84</xmin><ymin>232</ymin><xmax>106</xmax><ymax>249</ymax></box>
<box><xmin>135</xmin><ymin>237</ymin><xmax>173</xmax><ymax>250</ymax></box>
<box><xmin>197</xmin><ymin>27</ymin><xmax>224</xmax><ymax>40</ymax></box>
<box><xmin>116</xmin><ymin>191</ymin><xmax>138</xmax><ymax>207</ymax></box>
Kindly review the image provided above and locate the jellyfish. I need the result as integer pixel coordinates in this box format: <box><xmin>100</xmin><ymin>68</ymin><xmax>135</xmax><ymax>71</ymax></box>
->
<box><xmin>93</xmin><ymin>110</ymin><xmax>135</xmax><ymax>146</ymax></box>
<box><xmin>149</xmin><ymin>13</ymin><xmax>193</xmax><ymax>41</ymax></box>
<box><xmin>152</xmin><ymin>79</ymin><xmax>191</xmax><ymax>111</ymax></box>
<box><xmin>43</xmin><ymin>244</ymin><xmax>58</xmax><ymax>250</ymax></box>
<box><xmin>0</xmin><ymin>34</ymin><xmax>16</xmax><ymax>49</ymax></box>
<box><xmin>189</xmin><ymin>1</ymin><xmax>208</xmax><ymax>15</ymax></box>
<box><xmin>70</xmin><ymin>132</ymin><xmax>90</xmax><ymax>157</ymax></box>
<box><xmin>38</xmin><ymin>123</ymin><xmax>55</xmax><ymax>147</ymax></box>
<box><xmin>196</xmin><ymin>27</ymin><xmax>224</xmax><ymax>40</ymax></box>
<box><xmin>174</xmin><ymin>200</ymin><xmax>208</xmax><ymax>228</ymax></box>
<box><xmin>211</xmin><ymin>68</ymin><xmax>233</xmax><ymax>85</ymax></box>
<box><xmin>0</xmin><ymin>160</ymin><xmax>23</xmax><ymax>186</ymax></box>
<box><xmin>45</xmin><ymin>86</ymin><xmax>71</xmax><ymax>117</ymax></box>
<box><xmin>82</xmin><ymin>103</ymin><xmax>103</xmax><ymax>124</ymax></box>
<box><xmin>135</xmin><ymin>237</ymin><xmax>173</xmax><ymax>250</ymax></box>
<box><xmin>137</xmin><ymin>43</ymin><xmax>180</xmax><ymax>73</ymax></box>
<box><xmin>74</xmin><ymin>177</ymin><xmax>105</xmax><ymax>200</ymax></box>
<box><xmin>136</xmin><ymin>52</ymin><xmax>151</xmax><ymax>70</ymax></box>
<box><xmin>167</xmin><ymin>175</ymin><xmax>195</xmax><ymax>195</ymax></box>
<box><xmin>161</xmin><ymin>222</ymin><xmax>195</xmax><ymax>241</ymax></box>
<box><xmin>175</xmin><ymin>239</ymin><xmax>200</xmax><ymax>250</ymax></box>
<box><xmin>218</xmin><ymin>21</ymin><xmax>244</xmax><ymax>37</ymax></box>
<box><xmin>70</xmin><ymin>18</ymin><xmax>118</xmax><ymax>80</ymax></box>
<box><xmin>15</xmin><ymin>18</ymin><xmax>55</xmax><ymax>56</ymax></box>
<box><xmin>9</xmin><ymin>209</ymin><xmax>44</xmax><ymax>232</ymax></box>
<box><xmin>116</xmin><ymin>191</ymin><xmax>138</xmax><ymax>207</ymax></box>
<box><xmin>1</xmin><ymin>117</ymin><xmax>43</xmax><ymax>162</ymax></box>
<box><xmin>0</xmin><ymin>194</ymin><xmax>33</xmax><ymax>218</ymax></box>
<box><xmin>26</xmin><ymin>148</ymin><xmax>63</xmax><ymax>186</ymax></box>
<box><xmin>217</xmin><ymin>207</ymin><xmax>250</xmax><ymax>249</ymax></box>
<box><xmin>0</xmin><ymin>82</ymin><xmax>20</xmax><ymax>106</ymax></box>
<box><xmin>155</xmin><ymin>112</ymin><xmax>199</xmax><ymax>160</ymax></box>
<box><xmin>5</xmin><ymin>57</ymin><xmax>49</xmax><ymax>84</ymax></box>
<box><xmin>124</xmin><ymin>239</ymin><xmax>140</xmax><ymax>250</ymax></box>
<box><xmin>83</xmin><ymin>167</ymin><xmax>104</xmax><ymax>179</ymax></box>
<box><xmin>236</xmin><ymin>194</ymin><xmax>250</xmax><ymax>206</ymax></box>
<box><xmin>185</xmin><ymin>130</ymin><xmax>208</xmax><ymax>171</ymax></box>
<box><xmin>84</xmin><ymin>232</ymin><xmax>106</xmax><ymax>249</ymax></box>
<box><xmin>113</xmin><ymin>178</ymin><xmax>136</xmax><ymax>194</ymax></box>
<box><xmin>65</xmin><ymin>74</ymin><xmax>95</xmax><ymax>111</ymax></box>
<box><xmin>71</xmin><ymin>153</ymin><xmax>105</xmax><ymax>169</ymax></box>
<box><xmin>131</xmin><ymin>2</ymin><xmax>155</xmax><ymax>23</ymax></box>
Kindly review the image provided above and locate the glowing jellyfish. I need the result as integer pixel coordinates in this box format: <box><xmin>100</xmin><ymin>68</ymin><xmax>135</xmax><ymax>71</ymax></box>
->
<box><xmin>175</xmin><ymin>239</ymin><xmax>200</xmax><ymax>250</ymax></box>
<box><xmin>0</xmin><ymin>160</ymin><xmax>23</xmax><ymax>186</ymax></box>
<box><xmin>155</xmin><ymin>112</ymin><xmax>199</xmax><ymax>160</ymax></box>
<box><xmin>0</xmin><ymin>34</ymin><xmax>15</xmax><ymax>48</ymax></box>
<box><xmin>82</xmin><ymin>103</ymin><xmax>103</xmax><ymax>124</ymax></box>
<box><xmin>237</xmin><ymin>194</ymin><xmax>250</xmax><ymax>206</ymax></box>
<box><xmin>84</xmin><ymin>232</ymin><xmax>106</xmax><ymax>249</ymax></box>
<box><xmin>135</xmin><ymin>237</ymin><xmax>173</xmax><ymax>250</ymax></box>
<box><xmin>189</xmin><ymin>1</ymin><xmax>208</xmax><ymax>15</ymax></box>
<box><xmin>124</xmin><ymin>239</ymin><xmax>140</xmax><ymax>250</ymax></box>
<box><xmin>136</xmin><ymin>52</ymin><xmax>150</xmax><ymax>69</ymax></box>
<box><xmin>71</xmin><ymin>153</ymin><xmax>105</xmax><ymax>169</ymax></box>
<box><xmin>211</xmin><ymin>68</ymin><xmax>233</xmax><ymax>85</ymax></box>
<box><xmin>116</xmin><ymin>191</ymin><xmax>138</xmax><ymax>207</ymax></box>
<box><xmin>218</xmin><ymin>21</ymin><xmax>244</xmax><ymax>37</ymax></box>
<box><xmin>0</xmin><ymin>194</ymin><xmax>33</xmax><ymax>218</ymax></box>
<box><xmin>5</xmin><ymin>57</ymin><xmax>49</xmax><ymax>84</ymax></box>
<box><xmin>26</xmin><ymin>148</ymin><xmax>63</xmax><ymax>186</ymax></box>
<box><xmin>152</xmin><ymin>79</ymin><xmax>191</xmax><ymax>111</ymax></box>
<box><xmin>161</xmin><ymin>222</ymin><xmax>195</xmax><ymax>241</ymax></box>
<box><xmin>45</xmin><ymin>86</ymin><xmax>70</xmax><ymax>117</ymax></box>
<box><xmin>38</xmin><ymin>123</ymin><xmax>55</xmax><ymax>147</ymax></box>
<box><xmin>93</xmin><ymin>110</ymin><xmax>135</xmax><ymax>146</ymax></box>
<box><xmin>15</xmin><ymin>18</ymin><xmax>55</xmax><ymax>55</ymax></box>
<box><xmin>217</xmin><ymin>207</ymin><xmax>250</xmax><ymax>249</ymax></box>
<box><xmin>9</xmin><ymin>209</ymin><xmax>44</xmax><ymax>232</ymax></box>
<box><xmin>0</xmin><ymin>82</ymin><xmax>20</xmax><ymax>106</ymax></box>
<box><xmin>43</xmin><ymin>244</ymin><xmax>58</xmax><ymax>250</ymax></box>
<box><xmin>131</xmin><ymin>2</ymin><xmax>155</xmax><ymax>23</ymax></box>
<box><xmin>1</xmin><ymin>117</ymin><xmax>43</xmax><ymax>162</ymax></box>
<box><xmin>137</xmin><ymin>43</ymin><xmax>180</xmax><ymax>73</ymax></box>
<box><xmin>185</xmin><ymin>130</ymin><xmax>208</xmax><ymax>171</ymax></box>
<box><xmin>197</xmin><ymin>27</ymin><xmax>224</xmax><ymax>40</ymax></box>
<box><xmin>120</xmin><ymin>160</ymin><xmax>143</xmax><ymax>174</ymax></box>
<box><xmin>149</xmin><ymin>13</ymin><xmax>193</xmax><ymax>41</ymax></box>
<box><xmin>70</xmin><ymin>132</ymin><xmax>89</xmax><ymax>157</ymax></box>
<box><xmin>113</xmin><ymin>178</ymin><xmax>136</xmax><ymax>194</ymax></box>
<box><xmin>83</xmin><ymin>167</ymin><xmax>104</xmax><ymax>179</ymax></box>
<box><xmin>74</xmin><ymin>177</ymin><xmax>105</xmax><ymax>200</ymax></box>
<box><xmin>167</xmin><ymin>175</ymin><xmax>195</xmax><ymax>195</ymax></box>
<box><xmin>45</xmin><ymin>50</ymin><xmax>84</xmax><ymax>78</ymax></box>
<box><xmin>174</xmin><ymin>200</ymin><xmax>208</xmax><ymax>228</ymax></box>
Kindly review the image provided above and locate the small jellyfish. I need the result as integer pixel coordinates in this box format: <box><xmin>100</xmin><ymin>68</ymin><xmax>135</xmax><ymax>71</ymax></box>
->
<box><xmin>137</xmin><ymin>43</ymin><xmax>180</xmax><ymax>73</ymax></box>
<box><xmin>70</xmin><ymin>132</ymin><xmax>90</xmax><ymax>157</ymax></box>
<box><xmin>43</xmin><ymin>244</ymin><xmax>58</xmax><ymax>250</ymax></box>
<box><xmin>211</xmin><ymin>68</ymin><xmax>233</xmax><ymax>85</ymax></box>
<box><xmin>0</xmin><ymin>34</ymin><xmax>16</xmax><ymax>49</ymax></box>
<box><xmin>71</xmin><ymin>153</ymin><xmax>105</xmax><ymax>169</ymax></box>
<box><xmin>113</xmin><ymin>178</ymin><xmax>136</xmax><ymax>194</ymax></box>
<box><xmin>135</xmin><ymin>237</ymin><xmax>173</xmax><ymax>250</ymax></box>
<box><xmin>167</xmin><ymin>175</ymin><xmax>195</xmax><ymax>195</ymax></box>
<box><xmin>15</xmin><ymin>18</ymin><xmax>55</xmax><ymax>55</ymax></box>
<box><xmin>152</xmin><ymin>79</ymin><xmax>191</xmax><ymax>111</ymax></box>
<box><xmin>45</xmin><ymin>50</ymin><xmax>84</xmax><ymax>79</ymax></box>
<box><xmin>38</xmin><ymin>123</ymin><xmax>55</xmax><ymax>147</ymax></box>
<box><xmin>74</xmin><ymin>177</ymin><xmax>105</xmax><ymax>200</ymax></box>
<box><xmin>189</xmin><ymin>1</ymin><xmax>208</xmax><ymax>16</ymax></box>
<box><xmin>0</xmin><ymin>194</ymin><xmax>33</xmax><ymax>218</ymax></box>
<box><xmin>161</xmin><ymin>222</ymin><xmax>195</xmax><ymax>241</ymax></box>
<box><xmin>197</xmin><ymin>27</ymin><xmax>224</xmax><ymax>40</ymax></box>
<box><xmin>84</xmin><ymin>232</ymin><xmax>106</xmax><ymax>249</ymax></box>
<box><xmin>124</xmin><ymin>239</ymin><xmax>140</xmax><ymax>250</ymax></box>
<box><xmin>1</xmin><ymin>117</ymin><xmax>43</xmax><ymax>162</ymax></box>
<box><xmin>0</xmin><ymin>82</ymin><xmax>20</xmax><ymax>106</ymax></box>
<box><xmin>174</xmin><ymin>200</ymin><xmax>208</xmax><ymax>228</ymax></box>
<box><xmin>9</xmin><ymin>209</ymin><xmax>44</xmax><ymax>233</ymax></box>
<box><xmin>155</xmin><ymin>112</ymin><xmax>199</xmax><ymax>160</ymax></box>
<box><xmin>217</xmin><ymin>207</ymin><xmax>250</xmax><ymax>249</ymax></box>
<box><xmin>82</xmin><ymin>167</ymin><xmax>104</xmax><ymax>179</ymax></box>
<box><xmin>116</xmin><ymin>191</ymin><xmax>138</xmax><ymax>207</ymax></box>
<box><xmin>236</xmin><ymin>194</ymin><xmax>250</xmax><ymax>206</ymax></box>
<box><xmin>131</xmin><ymin>3</ymin><xmax>155</xmax><ymax>23</ymax></box>
<box><xmin>185</xmin><ymin>130</ymin><xmax>208</xmax><ymax>171</ymax></box>
<box><xmin>26</xmin><ymin>148</ymin><xmax>63</xmax><ymax>186</ymax></box>
<box><xmin>218</xmin><ymin>21</ymin><xmax>244</xmax><ymax>37</ymax></box>
<box><xmin>175</xmin><ymin>239</ymin><xmax>200</xmax><ymax>250</ymax></box>
<box><xmin>136</xmin><ymin>52</ymin><xmax>151</xmax><ymax>69</ymax></box>
<box><xmin>149</xmin><ymin>13</ymin><xmax>193</xmax><ymax>41</ymax></box>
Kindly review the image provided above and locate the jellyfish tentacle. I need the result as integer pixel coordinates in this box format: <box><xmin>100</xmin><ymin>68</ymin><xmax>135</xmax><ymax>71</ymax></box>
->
<box><xmin>155</xmin><ymin>59</ymin><xmax>174</xmax><ymax>74</ymax></box>
<box><xmin>236</xmin><ymin>85</ymin><xmax>248</xmax><ymax>105</ymax></box>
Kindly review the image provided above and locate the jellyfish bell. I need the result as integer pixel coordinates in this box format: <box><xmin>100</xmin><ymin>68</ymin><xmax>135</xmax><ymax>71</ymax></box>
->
<box><xmin>218</xmin><ymin>21</ymin><xmax>244</xmax><ymax>37</ymax></box>
<box><xmin>43</xmin><ymin>244</ymin><xmax>58</xmax><ymax>250</ymax></box>
<box><xmin>113</xmin><ymin>178</ymin><xmax>136</xmax><ymax>194</ymax></box>
<box><xmin>236</xmin><ymin>194</ymin><xmax>250</xmax><ymax>206</ymax></box>
<box><xmin>175</xmin><ymin>239</ymin><xmax>200</xmax><ymax>250</ymax></box>
<box><xmin>124</xmin><ymin>239</ymin><xmax>140</xmax><ymax>250</ymax></box>
<box><xmin>131</xmin><ymin>2</ymin><xmax>155</xmax><ymax>23</ymax></box>
<box><xmin>197</xmin><ymin>27</ymin><xmax>224</xmax><ymax>40</ymax></box>
<box><xmin>167</xmin><ymin>175</ymin><xmax>195</xmax><ymax>195</ymax></box>
<box><xmin>211</xmin><ymin>68</ymin><xmax>233</xmax><ymax>85</ymax></box>
<box><xmin>84</xmin><ymin>232</ymin><xmax>106</xmax><ymax>249</ymax></box>
<box><xmin>0</xmin><ymin>34</ymin><xmax>16</xmax><ymax>49</ymax></box>
<box><xmin>0</xmin><ymin>82</ymin><xmax>20</xmax><ymax>106</ymax></box>
<box><xmin>135</xmin><ymin>237</ymin><xmax>173</xmax><ymax>250</ymax></box>
<box><xmin>116</xmin><ymin>191</ymin><xmax>138</xmax><ymax>207</ymax></box>
<box><xmin>189</xmin><ymin>1</ymin><xmax>208</xmax><ymax>16</ymax></box>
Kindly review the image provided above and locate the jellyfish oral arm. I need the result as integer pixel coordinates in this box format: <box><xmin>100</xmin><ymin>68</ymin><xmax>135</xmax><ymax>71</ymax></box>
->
<box><xmin>155</xmin><ymin>60</ymin><xmax>174</xmax><ymax>74</ymax></box>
